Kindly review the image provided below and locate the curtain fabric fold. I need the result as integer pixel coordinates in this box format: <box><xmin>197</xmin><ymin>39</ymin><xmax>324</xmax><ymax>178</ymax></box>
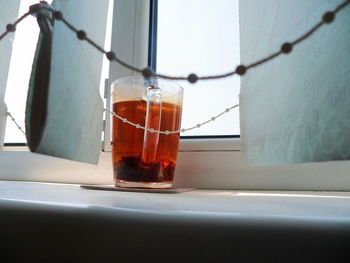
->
<box><xmin>25</xmin><ymin>0</ymin><xmax>109</xmax><ymax>163</ymax></box>
<box><xmin>239</xmin><ymin>0</ymin><xmax>350</xmax><ymax>165</ymax></box>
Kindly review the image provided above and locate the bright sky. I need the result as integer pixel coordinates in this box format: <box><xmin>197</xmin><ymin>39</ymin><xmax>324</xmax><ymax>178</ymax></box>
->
<box><xmin>4</xmin><ymin>0</ymin><xmax>41</xmax><ymax>143</ymax></box>
<box><xmin>157</xmin><ymin>0</ymin><xmax>240</xmax><ymax>136</ymax></box>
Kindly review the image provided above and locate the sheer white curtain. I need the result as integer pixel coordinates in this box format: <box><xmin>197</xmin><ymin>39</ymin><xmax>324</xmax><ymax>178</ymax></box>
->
<box><xmin>0</xmin><ymin>0</ymin><xmax>21</xmax><ymax>150</ymax></box>
<box><xmin>239</xmin><ymin>0</ymin><xmax>350</xmax><ymax>165</ymax></box>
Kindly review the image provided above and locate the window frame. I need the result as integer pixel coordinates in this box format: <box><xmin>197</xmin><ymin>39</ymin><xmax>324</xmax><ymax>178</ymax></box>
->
<box><xmin>1</xmin><ymin>0</ymin><xmax>350</xmax><ymax>191</ymax></box>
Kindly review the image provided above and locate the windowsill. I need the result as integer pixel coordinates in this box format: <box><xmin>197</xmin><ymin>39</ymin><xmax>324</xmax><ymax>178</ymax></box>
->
<box><xmin>1</xmin><ymin>180</ymin><xmax>349</xmax><ymax>262</ymax></box>
<box><xmin>1</xmin><ymin>180</ymin><xmax>350</xmax><ymax>219</ymax></box>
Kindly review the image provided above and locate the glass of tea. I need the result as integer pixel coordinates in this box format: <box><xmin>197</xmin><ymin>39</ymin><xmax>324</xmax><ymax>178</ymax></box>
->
<box><xmin>111</xmin><ymin>76</ymin><xmax>183</xmax><ymax>188</ymax></box>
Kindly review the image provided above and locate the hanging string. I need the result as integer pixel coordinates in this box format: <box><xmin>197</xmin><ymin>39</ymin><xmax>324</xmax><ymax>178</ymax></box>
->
<box><xmin>1</xmin><ymin>1</ymin><xmax>349</xmax><ymax>82</ymax></box>
<box><xmin>0</xmin><ymin>11</ymin><xmax>31</xmax><ymax>41</ymax></box>
<box><xmin>42</xmin><ymin>0</ymin><xmax>349</xmax><ymax>82</ymax></box>
<box><xmin>7</xmin><ymin>112</ymin><xmax>26</xmax><ymax>136</ymax></box>
<box><xmin>104</xmin><ymin>104</ymin><xmax>239</xmax><ymax>134</ymax></box>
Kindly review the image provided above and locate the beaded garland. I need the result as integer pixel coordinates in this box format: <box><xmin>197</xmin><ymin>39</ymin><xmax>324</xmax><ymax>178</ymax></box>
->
<box><xmin>1</xmin><ymin>0</ymin><xmax>349</xmax><ymax>134</ymax></box>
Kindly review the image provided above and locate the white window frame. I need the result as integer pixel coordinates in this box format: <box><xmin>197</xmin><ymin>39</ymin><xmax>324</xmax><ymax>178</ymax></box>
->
<box><xmin>1</xmin><ymin>0</ymin><xmax>350</xmax><ymax>191</ymax></box>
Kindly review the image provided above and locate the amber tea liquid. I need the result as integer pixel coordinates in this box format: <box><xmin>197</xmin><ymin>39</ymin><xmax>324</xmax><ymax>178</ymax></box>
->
<box><xmin>112</xmin><ymin>100</ymin><xmax>182</xmax><ymax>188</ymax></box>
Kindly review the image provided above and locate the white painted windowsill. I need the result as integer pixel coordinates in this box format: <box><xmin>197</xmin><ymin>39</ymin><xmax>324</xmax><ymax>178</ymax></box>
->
<box><xmin>1</xmin><ymin>180</ymin><xmax>349</xmax><ymax>262</ymax></box>
<box><xmin>1</xmin><ymin>180</ymin><xmax>350</xmax><ymax>221</ymax></box>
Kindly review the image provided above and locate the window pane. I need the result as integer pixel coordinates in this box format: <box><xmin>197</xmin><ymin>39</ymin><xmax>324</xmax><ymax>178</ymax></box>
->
<box><xmin>4</xmin><ymin>0</ymin><xmax>41</xmax><ymax>143</ymax></box>
<box><xmin>4</xmin><ymin>0</ymin><xmax>113</xmax><ymax>144</ymax></box>
<box><xmin>157</xmin><ymin>0</ymin><xmax>240</xmax><ymax>136</ymax></box>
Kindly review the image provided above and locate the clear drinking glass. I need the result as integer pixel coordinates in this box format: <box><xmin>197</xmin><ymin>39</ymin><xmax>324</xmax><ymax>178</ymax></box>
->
<box><xmin>111</xmin><ymin>76</ymin><xmax>183</xmax><ymax>188</ymax></box>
